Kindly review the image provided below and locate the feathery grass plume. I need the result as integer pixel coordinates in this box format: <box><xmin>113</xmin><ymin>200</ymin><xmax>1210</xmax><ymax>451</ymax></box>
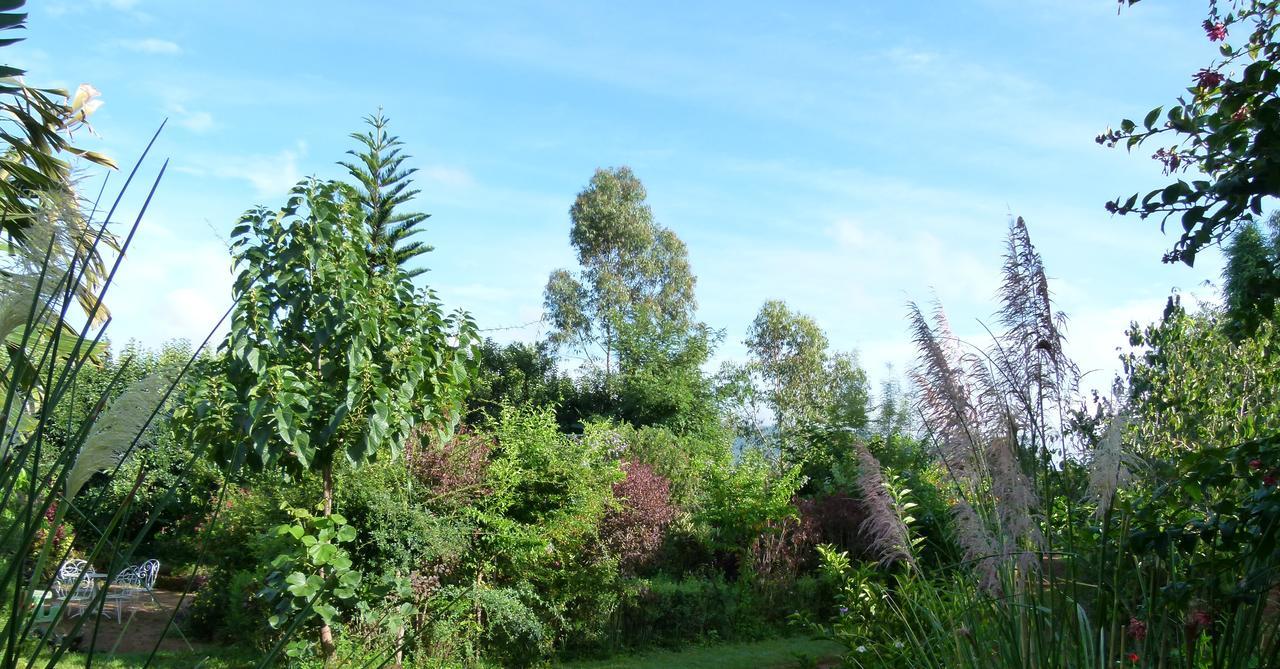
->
<box><xmin>1087</xmin><ymin>414</ymin><xmax>1132</xmax><ymax>518</ymax></box>
<box><xmin>0</xmin><ymin>205</ymin><xmax>78</xmax><ymax>326</ymax></box>
<box><xmin>986</xmin><ymin>433</ymin><xmax>1043</xmax><ymax>572</ymax></box>
<box><xmin>907</xmin><ymin>300</ymin><xmax>983</xmax><ymax>485</ymax></box>
<box><xmin>0</xmin><ymin>270</ymin><xmax>46</xmax><ymax>342</ymax></box>
<box><xmin>994</xmin><ymin>217</ymin><xmax>1079</xmax><ymax>454</ymax></box>
<box><xmin>908</xmin><ymin>219</ymin><xmax>1079</xmax><ymax>595</ymax></box>
<box><xmin>853</xmin><ymin>443</ymin><xmax>914</xmax><ymax>566</ymax></box>
<box><xmin>66</xmin><ymin>371</ymin><xmax>171</xmax><ymax>497</ymax></box>
<box><xmin>952</xmin><ymin>499</ymin><xmax>1001</xmax><ymax>594</ymax></box>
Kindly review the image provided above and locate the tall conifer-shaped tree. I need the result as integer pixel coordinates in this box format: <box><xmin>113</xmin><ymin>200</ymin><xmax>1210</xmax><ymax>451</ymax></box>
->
<box><xmin>340</xmin><ymin>111</ymin><xmax>433</xmax><ymax>278</ymax></box>
<box><xmin>1222</xmin><ymin>215</ymin><xmax>1280</xmax><ymax>340</ymax></box>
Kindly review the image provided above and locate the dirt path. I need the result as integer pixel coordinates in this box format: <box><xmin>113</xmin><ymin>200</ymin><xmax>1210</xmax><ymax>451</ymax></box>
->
<box><xmin>51</xmin><ymin>588</ymin><xmax>211</xmax><ymax>655</ymax></box>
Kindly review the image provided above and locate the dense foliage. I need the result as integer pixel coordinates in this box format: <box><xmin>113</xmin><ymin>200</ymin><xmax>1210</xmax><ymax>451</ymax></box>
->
<box><xmin>12</xmin><ymin>2</ymin><xmax>1280</xmax><ymax>668</ymax></box>
<box><xmin>1105</xmin><ymin>0</ymin><xmax>1280</xmax><ymax>265</ymax></box>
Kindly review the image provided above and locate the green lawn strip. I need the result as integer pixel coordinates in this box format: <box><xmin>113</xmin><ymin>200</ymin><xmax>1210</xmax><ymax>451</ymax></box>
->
<box><xmin>555</xmin><ymin>636</ymin><xmax>842</xmax><ymax>669</ymax></box>
<box><xmin>47</xmin><ymin>647</ymin><xmax>259</xmax><ymax>668</ymax></box>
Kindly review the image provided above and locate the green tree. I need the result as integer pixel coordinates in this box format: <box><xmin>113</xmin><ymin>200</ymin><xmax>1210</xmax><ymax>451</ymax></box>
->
<box><xmin>1102</xmin><ymin>1</ymin><xmax>1280</xmax><ymax>265</ymax></box>
<box><xmin>340</xmin><ymin>111</ymin><xmax>433</xmax><ymax>278</ymax></box>
<box><xmin>1125</xmin><ymin>298</ymin><xmax>1280</xmax><ymax>459</ymax></box>
<box><xmin>744</xmin><ymin>300</ymin><xmax>830</xmax><ymax>434</ymax></box>
<box><xmin>1118</xmin><ymin>301</ymin><xmax>1280</xmax><ymax>652</ymax></box>
<box><xmin>466</xmin><ymin>339</ymin><xmax>575</xmax><ymax>427</ymax></box>
<box><xmin>725</xmin><ymin>300</ymin><xmax>871</xmax><ymax>467</ymax></box>
<box><xmin>612</xmin><ymin>306</ymin><xmax>722</xmax><ymax>435</ymax></box>
<box><xmin>1222</xmin><ymin>215</ymin><xmax>1280</xmax><ymax>339</ymax></box>
<box><xmin>543</xmin><ymin>167</ymin><xmax>696</xmax><ymax>381</ymax></box>
<box><xmin>179</xmin><ymin>176</ymin><xmax>476</xmax><ymax>661</ymax></box>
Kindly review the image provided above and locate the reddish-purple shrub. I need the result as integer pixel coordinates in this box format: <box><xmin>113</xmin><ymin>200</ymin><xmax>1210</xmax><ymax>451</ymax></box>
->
<box><xmin>749</xmin><ymin>508</ymin><xmax>819</xmax><ymax>581</ymax></box>
<box><xmin>405</xmin><ymin>426</ymin><xmax>492</xmax><ymax>508</ymax></box>
<box><xmin>601</xmin><ymin>461</ymin><xmax>676</xmax><ymax>573</ymax></box>
<box><xmin>796</xmin><ymin>493</ymin><xmax>876</xmax><ymax>561</ymax></box>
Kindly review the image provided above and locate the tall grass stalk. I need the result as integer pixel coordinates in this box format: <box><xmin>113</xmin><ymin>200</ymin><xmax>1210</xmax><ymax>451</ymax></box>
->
<box><xmin>0</xmin><ymin>134</ymin><xmax>322</xmax><ymax>667</ymax></box>
<box><xmin>850</xmin><ymin>217</ymin><xmax>1280</xmax><ymax>669</ymax></box>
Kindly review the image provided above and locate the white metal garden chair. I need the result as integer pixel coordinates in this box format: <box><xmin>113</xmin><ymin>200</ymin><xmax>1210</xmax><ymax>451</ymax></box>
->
<box><xmin>52</xmin><ymin>562</ymin><xmax>96</xmax><ymax>618</ymax></box>
<box><xmin>103</xmin><ymin>565</ymin><xmax>143</xmax><ymax>623</ymax></box>
<box><xmin>57</xmin><ymin>559</ymin><xmax>87</xmax><ymax>581</ymax></box>
<box><xmin>139</xmin><ymin>559</ymin><xmax>160</xmax><ymax>592</ymax></box>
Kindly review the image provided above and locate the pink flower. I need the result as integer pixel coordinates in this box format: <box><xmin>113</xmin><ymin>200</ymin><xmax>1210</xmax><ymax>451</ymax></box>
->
<box><xmin>1250</xmin><ymin>459</ymin><xmax>1263</xmax><ymax>470</ymax></box>
<box><xmin>1265</xmin><ymin>474</ymin><xmax>1277</xmax><ymax>487</ymax></box>
<box><xmin>1204</xmin><ymin>20</ymin><xmax>1228</xmax><ymax>42</ymax></box>
<box><xmin>1186</xmin><ymin>609</ymin><xmax>1213</xmax><ymax>636</ymax></box>
<box><xmin>1128</xmin><ymin>617</ymin><xmax>1147</xmax><ymax>642</ymax></box>
<box><xmin>1152</xmin><ymin>148</ymin><xmax>1184</xmax><ymax>175</ymax></box>
<box><xmin>1194</xmin><ymin>68</ymin><xmax>1225</xmax><ymax>90</ymax></box>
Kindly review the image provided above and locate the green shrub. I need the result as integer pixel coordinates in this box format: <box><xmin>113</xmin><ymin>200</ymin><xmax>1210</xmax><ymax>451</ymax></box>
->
<box><xmin>579</xmin><ymin>574</ymin><xmax>829</xmax><ymax>656</ymax></box>
<box><xmin>189</xmin><ymin>568</ymin><xmax>273</xmax><ymax>648</ymax></box>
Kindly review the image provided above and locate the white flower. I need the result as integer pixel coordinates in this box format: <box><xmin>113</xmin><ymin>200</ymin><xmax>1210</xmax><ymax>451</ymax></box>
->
<box><xmin>894</xmin><ymin>641</ymin><xmax>905</xmax><ymax>649</ymax></box>
<box><xmin>856</xmin><ymin>646</ymin><xmax>867</xmax><ymax>653</ymax></box>
<box><xmin>68</xmin><ymin>83</ymin><xmax>103</xmax><ymax>121</ymax></box>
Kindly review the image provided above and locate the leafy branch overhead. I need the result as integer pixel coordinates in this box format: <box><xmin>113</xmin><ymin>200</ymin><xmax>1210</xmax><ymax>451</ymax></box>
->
<box><xmin>1102</xmin><ymin>0</ymin><xmax>1280</xmax><ymax>265</ymax></box>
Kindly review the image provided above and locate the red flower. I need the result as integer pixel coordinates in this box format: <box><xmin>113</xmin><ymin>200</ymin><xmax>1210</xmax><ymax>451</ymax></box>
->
<box><xmin>1194</xmin><ymin>68</ymin><xmax>1225</xmax><ymax>90</ymax></box>
<box><xmin>1204</xmin><ymin>20</ymin><xmax>1228</xmax><ymax>42</ymax></box>
<box><xmin>1250</xmin><ymin>459</ymin><xmax>1263</xmax><ymax>470</ymax></box>
<box><xmin>1127</xmin><ymin>617</ymin><xmax>1147</xmax><ymax>642</ymax></box>
<box><xmin>1127</xmin><ymin>652</ymin><xmax>1140</xmax><ymax>663</ymax></box>
<box><xmin>1265</xmin><ymin>474</ymin><xmax>1277</xmax><ymax>487</ymax></box>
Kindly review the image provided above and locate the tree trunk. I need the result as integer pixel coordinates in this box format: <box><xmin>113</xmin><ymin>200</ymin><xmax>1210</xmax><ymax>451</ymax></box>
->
<box><xmin>319</xmin><ymin>464</ymin><xmax>336</xmax><ymax>663</ymax></box>
<box><xmin>394</xmin><ymin>570</ymin><xmax>405</xmax><ymax>669</ymax></box>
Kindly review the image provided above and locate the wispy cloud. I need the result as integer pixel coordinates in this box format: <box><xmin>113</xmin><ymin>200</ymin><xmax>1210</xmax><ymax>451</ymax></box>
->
<box><xmin>50</xmin><ymin>0</ymin><xmax>148</xmax><ymax>18</ymax></box>
<box><xmin>114</xmin><ymin>38</ymin><xmax>181</xmax><ymax>55</ymax></box>
<box><xmin>107</xmin><ymin>219</ymin><xmax>232</xmax><ymax>347</ymax></box>
<box><xmin>165</xmin><ymin>103</ymin><xmax>214</xmax><ymax>132</ymax></box>
<box><xmin>419</xmin><ymin>165</ymin><xmax>474</xmax><ymax>189</ymax></box>
<box><xmin>176</xmin><ymin>110</ymin><xmax>214</xmax><ymax>132</ymax></box>
<box><xmin>177</xmin><ymin>142</ymin><xmax>306</xmax><ymax>198</ymax></box>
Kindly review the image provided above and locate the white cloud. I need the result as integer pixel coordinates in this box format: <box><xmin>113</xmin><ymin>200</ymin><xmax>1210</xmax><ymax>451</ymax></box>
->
<box><xmin>51</xmin><ymin>0</ymin><xmax>147</xmax><ymax>18</ymax></box>
<box><xmin>179</xmin><ymin>143</ymin><xmax>305</xmax><ymax>198</ymax></box>
<box><xmin>419</xmin><ymin>165</ymin><xmax>475</xmax><ymax>189</ymax></box>
<box><xmin>177</xmin><ymin>111</ymin><xmax>214</xmax><ymax>132</ymax></box>
<box><xmin>165</xmin><ymin>104</ymin><xmax>214</xmax><ymax>132</ymax></box>
<box><xmin>105</xmin><ymin>221</ymin><xmax>232</xmax><ymax>348</ymax></box>
<box><xmin>885</xmin><ymin>47</ymin><xmax>938</xmax><ymax>70</ymax></box>
<box><xmin>115</xmin><ymin>38</ymin><xmax>181</xmax><ymax>55</ymax></box>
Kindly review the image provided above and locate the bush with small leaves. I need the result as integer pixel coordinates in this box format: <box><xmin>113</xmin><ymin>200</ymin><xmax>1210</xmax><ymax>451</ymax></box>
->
<box><xmin>600</xmin><ymin>461</ymin><xmax>676</xmax><ymax>574</ymax></box>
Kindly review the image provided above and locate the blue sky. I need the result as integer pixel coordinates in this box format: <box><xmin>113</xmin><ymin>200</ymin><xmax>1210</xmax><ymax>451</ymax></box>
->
<box><xmin>22</xmin><ymin>0</ymin><xmax>1228</xmax><ymax>390</ymax></box>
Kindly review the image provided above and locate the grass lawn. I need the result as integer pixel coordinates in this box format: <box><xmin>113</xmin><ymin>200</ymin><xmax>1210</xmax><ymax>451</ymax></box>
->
<box><xmin>44</xmin><ymin>647</ymin><xmax>259</xmax><ymax>668</ymax></box>
<box><xmin>555</xmin><ymin>636</ymin><xmax>842</xmax><ymax>669</ymax></box>
<box><xmin>31</xmin><ymin>636</ymin><xmax>841</xmax><ymax>668</ymax></box>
